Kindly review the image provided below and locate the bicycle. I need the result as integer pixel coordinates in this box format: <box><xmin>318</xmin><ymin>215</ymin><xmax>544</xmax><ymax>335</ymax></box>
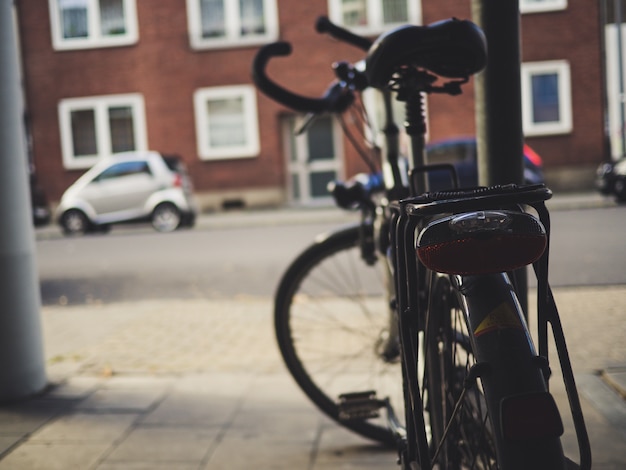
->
<box><xmin>253</xmin><ymin>16</ymin><xmax>591</xmax><ymax>470</ymax></box>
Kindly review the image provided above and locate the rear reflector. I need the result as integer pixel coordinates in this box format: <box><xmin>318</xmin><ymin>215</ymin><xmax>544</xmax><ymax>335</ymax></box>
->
<box><xmin>500</xmin><ymin>391</ymin><xmax>563</xmax><ymax>441</ymax></box>
<box><xmin>416</xmin><ymin>210</ymin><xmax>546</xmax><ymax>275</ymax></box>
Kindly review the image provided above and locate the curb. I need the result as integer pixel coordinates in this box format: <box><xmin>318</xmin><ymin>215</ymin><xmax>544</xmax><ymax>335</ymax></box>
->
<box><xmin>601</xmin><ymin>367</ymin><xmax>626</xmax><ymax>400</ymax></box>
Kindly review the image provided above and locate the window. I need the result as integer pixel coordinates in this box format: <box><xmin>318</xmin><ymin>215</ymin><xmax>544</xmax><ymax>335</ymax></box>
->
<box><xmin>194</xmin><ymin>85</ymin><xmax>260</xmax><ymax>160</ymax></box>
<box><xmin>520</xmin><ymin>0</ymin><xmax>567</xmax><ymax>14</ymax></box>
<box><xmin>186</xmin><ymin>0</ymin><xmax>279</xmax><ymax>50</ymax></box>
<box><xmin>49</xmin><ymin>0</ymin><xmax>138</xmax><ymax>50</ymax></box>
<box><xmin>521</xmin><ymin>61</ymin><xmax>572</xmax><ymax>136</ymax></box>
<box><xmin>327</xmin><ymin>0</ymin><xmax>420</xmax><ymax>34</ymax></box>
<box><xmin>94</xmin><ymin>161</ymin><xmax>151</xmax><ymax>182</ymax></box>
<box><xmin>59</xmin><ymin>94</ymin><xmax>147</xmax><ymax>169</ymax></box>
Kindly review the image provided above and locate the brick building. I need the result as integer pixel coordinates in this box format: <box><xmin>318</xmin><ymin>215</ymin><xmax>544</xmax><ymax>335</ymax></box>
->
<box><xmin>15</xmin><ymin>0</ymin><xmax>606</xmax><ymax>211</ymax></box>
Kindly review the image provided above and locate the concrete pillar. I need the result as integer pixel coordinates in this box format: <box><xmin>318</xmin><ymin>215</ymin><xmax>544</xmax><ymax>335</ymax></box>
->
<box><xmin>0</xmin><ymin>2</ymin><xmax>47</xmax><ymax>400</ymax></box>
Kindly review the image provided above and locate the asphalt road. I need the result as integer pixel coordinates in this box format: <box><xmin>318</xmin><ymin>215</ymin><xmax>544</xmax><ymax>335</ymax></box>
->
<box><xmin>36</xmin><ymin>205</ymin><xmax>626</xmax><ymax>306</ymax></box>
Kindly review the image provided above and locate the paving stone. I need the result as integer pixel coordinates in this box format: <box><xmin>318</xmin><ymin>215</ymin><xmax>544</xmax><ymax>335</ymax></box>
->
<box><xmin>315</xmin><ymin>425</ymin><xmax>395</xmax><ymax>469</ymax></box>
<box><xmin>0</xmin><ymin>442</ymin><xmax>109</xmax><ymax>470</ymax></box>
<box><xmin>0</xmin><ymin>435</ymin><xmax>23</xmax><ymax>456</ymax></box>
<box><xmin>0</xmin><ymin>402</ymin><xmax>59</xmax><ymax>434</ymax></box>
<box><xmin>29</xmin><ymin>413</ymin><xmax>137</xmax><ymax>442</ymax></box>
<box><xmin>104</xmin><ymin>426</ymin><xmax>218</xmax><ymax>463</ymax></box>
<box><xmin>45</xmin><ymin>376</ymin><xmax>102</xmax><ymax>400</ymax></box>
<box><xmin>203</xmin><ymin>435</ymin><xmax>312</xmax><ymax>469</ymax></box>
<box><xmin>97</xmin><ymin>462</ymin><xmax>199</xmax><ymax>470</ymax></box>
<box><xmin>140</xmin><ymin>391</ymin><xmax>238</xmax><ymax>428</ymax></box>
<box><xmin>76</xmin><ymin>378</ymin><xmax>169</xmax><ymax>412</ymax></box>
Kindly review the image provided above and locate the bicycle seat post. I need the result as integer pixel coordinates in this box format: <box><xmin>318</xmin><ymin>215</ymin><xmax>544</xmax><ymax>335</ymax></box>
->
<box><xmin>391</xmin><ymin>66</ymin><xmax>438</xmax><ymax>197</ymax></box>
<box><xmin>403</xmin><ymin>87</ymin><xmax>429</xmax><ymax>196</ymax></box>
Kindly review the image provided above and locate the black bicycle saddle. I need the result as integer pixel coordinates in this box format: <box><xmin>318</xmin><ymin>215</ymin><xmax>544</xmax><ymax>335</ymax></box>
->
<box><xmin>366</xmin><ymin>18</ymin><xmax>487</xmax><ymax>89</ymax></box>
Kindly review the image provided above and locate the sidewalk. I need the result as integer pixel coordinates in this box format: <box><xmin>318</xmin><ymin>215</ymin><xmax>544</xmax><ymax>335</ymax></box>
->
<box><xmin>195</xmin><ymin>190</ymin><xmax>619</xmax><ymax>231</ymax></box>
<box><xmin>2</xmin><ymin>191</ymin><xmax>623</xmax><ymax>469</ymax></box>
<box><xmin>0</xmin><ymin>290</ymin><xmax>624</xmax><ymax>469</ymax></box>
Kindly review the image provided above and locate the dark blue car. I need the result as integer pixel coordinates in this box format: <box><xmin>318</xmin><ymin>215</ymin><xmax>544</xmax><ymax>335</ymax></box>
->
<box><xmin>425</xmin><ymin>137</ymin><xmax>544</xmax><ymax>191</ymax></box>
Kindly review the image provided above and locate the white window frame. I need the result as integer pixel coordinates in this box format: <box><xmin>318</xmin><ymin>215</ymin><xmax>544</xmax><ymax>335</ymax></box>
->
<box><xmin>327</xmin><ymin>0</ymin><xmax>421</xmax><ymax>36</ymax></box>
<box><xmin>186</xmin><ymin>0</ymin><xmax>279</xmax><ymax>50</ymax></box>
<box><xmin>49</xmin><ymin>0</ymin><xmax>138</xmax><ymax>51</ymax></box>
<box><xmin>521</xmin><ymin>60</ymin><xmax>572</xmax><ymax>136</ymax></box>
<box><xmin>520</xmin><ymin>0</ymin><xmax>567</xmax><ymax>14</ymax></box>
<box><xmin>193</xmin><ymin>85</ymin><xmax>260</xmax><ymax>160</ymax></box>
<box><xmin>58</xmin><ymin>93</ymin><xmax>147</xmax><ymax>169</ymax></box>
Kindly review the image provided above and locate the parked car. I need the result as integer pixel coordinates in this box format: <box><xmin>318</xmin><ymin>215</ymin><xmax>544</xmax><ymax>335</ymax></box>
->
<box><xmin>56</xmin><ymin>151</ymin><xmax>198</xmax><ymax>235</ymax></box>
<box><xmin>425</xmin><ymin>137</ymin><xmax>544</xmax><ymax>191</ymax></box>
<box><xmin>596</xmin><ymin>157</ymin><xmax>626</xmax><ymax>202</ymax></box>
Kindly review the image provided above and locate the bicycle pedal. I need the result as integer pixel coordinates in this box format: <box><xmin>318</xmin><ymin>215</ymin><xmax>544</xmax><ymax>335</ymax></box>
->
<box><xmin>337</xmin><ymin>391</ymin><xmax>385</xmax><ymax>421</ymax></box>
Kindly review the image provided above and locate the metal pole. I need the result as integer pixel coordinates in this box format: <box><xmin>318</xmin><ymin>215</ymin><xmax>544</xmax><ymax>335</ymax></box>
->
<box><xmin>0</xmin><ymin>2</ymin><xmax>47</xmax><ymax>400</ymax></box>
<box><xmin>472</xmin><ymin>0</ymin><xmax>525</xmax><ymax>186</ymax></box>
<box><xmin>471</xmin><ymin>0</ymin><xmax>528</xmax><ymax>315</ymax></box>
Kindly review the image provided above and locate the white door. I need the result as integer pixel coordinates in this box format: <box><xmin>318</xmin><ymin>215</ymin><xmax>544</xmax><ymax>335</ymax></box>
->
<box><xmin>284</xmin><ymin>115</ymin><xmax>343</xmax><ymax>205</ymax></box>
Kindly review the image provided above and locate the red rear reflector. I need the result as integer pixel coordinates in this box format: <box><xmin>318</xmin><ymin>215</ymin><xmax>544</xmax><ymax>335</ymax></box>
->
<box><xmin>417</xmin><ymin>233</ymin><xmax>546</xmax><ymax>275</ymax></box>
<box><xmin>500</xmin><ymin>392</ymin><xmax>564</xmax><ymax>441</ymax></box>
<box><xmin>416</xmin><ymin>210</ymin><xmax>547</xmax><ymax>275</ymax></box>
<box><xmin>173</xmin><ymin>174</ymin><xmax>183</xmax><ymax>187</ymax></box>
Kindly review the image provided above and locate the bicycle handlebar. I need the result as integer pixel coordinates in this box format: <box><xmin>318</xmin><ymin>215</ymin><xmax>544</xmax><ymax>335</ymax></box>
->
<box><xmin>251</xmin><ymin>41</ymin><xmax>354</xmax><ymax>113</ymax></box>
<box><xmin>252</xmin><ymin>16</ymin><xmax>487</xmax><ymax>115</ymax></box>
<box><xmin>315</xmin><ymin>16</ymin><xmax>372</xmax><ymax>52</ymax></box>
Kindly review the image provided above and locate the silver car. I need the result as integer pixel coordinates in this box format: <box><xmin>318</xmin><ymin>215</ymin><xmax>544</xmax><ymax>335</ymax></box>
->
<box><xmin>56</xmin><ymin>151</ymin><xmax>198</xmax><ymax>235</ymax></box>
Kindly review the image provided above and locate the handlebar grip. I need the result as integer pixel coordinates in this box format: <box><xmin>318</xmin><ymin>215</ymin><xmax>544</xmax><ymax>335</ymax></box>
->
<box><xmin>251</xmin><ymin>41</ymin><xmax>354</xmax><ymax>114</ymax></box>
<box><xmin>315</xmin><ymin>16</ymin><xmax>372</xmax><ymax>51</ymax></box>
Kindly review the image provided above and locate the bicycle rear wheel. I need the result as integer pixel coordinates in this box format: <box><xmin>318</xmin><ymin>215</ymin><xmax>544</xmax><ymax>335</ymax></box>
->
<box><xmin>425</xmin><ymin>274</ymin><xmax>497</xmax><ymax>468</ymax></box>
<box><xmin>274</xmin><ymin>224</ymin><xmax>402</xmax><ymax>446</ymax></box>
<box><xmin>424</xmin><ymin>274</ymin><xmax>566</xmax><ymax>470</ymax></box>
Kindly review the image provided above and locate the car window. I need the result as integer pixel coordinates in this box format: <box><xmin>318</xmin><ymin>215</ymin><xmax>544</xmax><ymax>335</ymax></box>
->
<box><xmin>162</xmin><ymin>155</ymin><xmax>182</xmax><ymax>173</ymax></box>
<box><xmin>427</xmin><ymin>142</ymin><xmax>475</xmax><ymax>164</ymax></box>
<box><xmin>94</xmin><ymin>161</ymin><xmax>152</xmax><ymax>182</ymax></box>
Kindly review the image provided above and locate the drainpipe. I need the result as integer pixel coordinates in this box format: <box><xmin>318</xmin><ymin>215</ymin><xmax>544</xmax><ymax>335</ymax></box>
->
<box><xmin>0</xmin><ymin>1</ymin><xmax>47</xmax><ymax>400</ymax></box>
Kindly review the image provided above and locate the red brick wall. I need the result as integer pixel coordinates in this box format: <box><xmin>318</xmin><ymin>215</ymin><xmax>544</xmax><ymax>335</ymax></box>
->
<box><xmin>520</xmin><ymin>4</ymin><xmax>605</xmax><ymax>167</ymax></box>
<box><xmin>421</xmin><ymin>0</ymin><xmax>605</xmax><ymax>169</ymax></box>
<box><xmin>15</xmin><ymin>0</ymin><xmax>605</xmax><ymax>202</ymax></box>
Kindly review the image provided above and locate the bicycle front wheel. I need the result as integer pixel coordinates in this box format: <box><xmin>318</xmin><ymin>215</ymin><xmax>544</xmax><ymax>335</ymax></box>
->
<box><xmin>274</xmin><ymin>224</ymin><xmax>403</xmax><ymax>446</ymax></box>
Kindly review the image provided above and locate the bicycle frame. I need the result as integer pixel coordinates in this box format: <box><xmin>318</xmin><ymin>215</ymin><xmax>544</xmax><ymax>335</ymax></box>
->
<box><xmin>253</xmin><ymin>15</ymin><xmax>591</xmax><ymax>469</ymax></box>
<box><xmin>366</xmin><ymin>53</ymin><xmax>591</xmax><ymax>464</ymax></box>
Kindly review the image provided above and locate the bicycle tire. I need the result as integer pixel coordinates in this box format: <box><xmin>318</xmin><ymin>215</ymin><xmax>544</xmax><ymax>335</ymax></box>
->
<box><xmin>424</xmin><ymin>274</ymin><xmax>498</xmax><ymax>468</ymax></box>
<box><xmin>424</xmin><ymin>273</ymin><xmax>566</xmax><ymax>470</ymax></box>
<box><xmin>274</xmin><ymin>224</ymin><xmax>402</xmax><ymax>446</ymax></box>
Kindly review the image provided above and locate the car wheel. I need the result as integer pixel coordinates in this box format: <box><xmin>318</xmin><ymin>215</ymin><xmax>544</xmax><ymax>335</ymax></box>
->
<box><xmin>614</xmin><ymin>178</ymin><xmax>626</xmax><ymax>202</ymax></box>
<box><xmin>61</xmin><ymin>209</ymin><xmax>89</xmax><ymax>236</ymax></box>
<box><xmin>151</xmin><ymin>203</ymin><xmax>181</xmax><ymax>232</ymax></box>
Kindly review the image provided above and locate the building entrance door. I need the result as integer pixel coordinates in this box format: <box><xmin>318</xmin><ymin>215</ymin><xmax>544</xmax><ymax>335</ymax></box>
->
<box><xmin>284</xmin><ymin>115</ymin><xmax>343</xmax><ymax>205</ymax></box>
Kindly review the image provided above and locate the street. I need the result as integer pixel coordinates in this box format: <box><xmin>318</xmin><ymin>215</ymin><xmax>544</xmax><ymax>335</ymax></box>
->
<box><xmin>37</xmin><ymin>205</ymin><xmax>626</xmax><ymax>305</ymax></box>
